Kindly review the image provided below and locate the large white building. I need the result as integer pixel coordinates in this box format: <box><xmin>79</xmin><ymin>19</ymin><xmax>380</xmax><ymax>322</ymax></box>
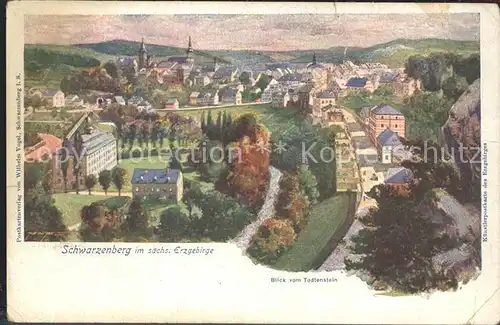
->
<box><xmin>52</xmin><ymin>130</ymin><xmax>117</xmax><ymax>192</ymax></box>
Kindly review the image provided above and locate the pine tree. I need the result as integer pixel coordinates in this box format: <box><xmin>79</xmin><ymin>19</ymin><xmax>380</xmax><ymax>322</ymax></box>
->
<box><xmin>200</xmin><ymin>111</ymin><xmax>206</xmax><ymax>135</ymax></box>
<box><xmin>216</xmin><ymin>111</ymin><xmax>223</xmax><ymax>141</ymax></box>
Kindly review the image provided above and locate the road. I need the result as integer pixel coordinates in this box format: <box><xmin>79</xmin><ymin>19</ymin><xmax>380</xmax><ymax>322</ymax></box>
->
<box><xmin>317</xmin><ymin>108</ymin><xmax>373</xmax><ymax>271</ymax></box>
<box><xmin>229</xmin><ymin>166</ymin><xmax>282</xmax><ymax>250</ymax></box>
<box><xmin>155</xmin><ymin>101</ymin><xmax>269</xmax><ymax>113</ymax></box>
<box><xmin>63</xmin><ymin>191</ymin><xmax>133</xmax><ymax>197</ymax></box>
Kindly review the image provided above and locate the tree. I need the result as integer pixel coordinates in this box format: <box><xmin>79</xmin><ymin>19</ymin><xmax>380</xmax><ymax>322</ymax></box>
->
<box><xmin>158</xmin><ymin>205</ymin><xmax>191</xmax><ymax>242</ymax></box>
<box><xmin>247</xmin><ymin>219</ymin><xmax>296</xmax><ymax>265</ymax></box>
<box><xmin>127</xmin><ymin>124</ymin><xmax>137</xmax><ymax>150</ymax></box>
<box><xmin>122</xmin><ymin>199</ymin><xmax>151</xmax><ymax>241</ymax></box>
<box><xmin>84</xmin><ymin>175</ymin><xmax>97</xmax><ymax>195</ymax></box>
<box><xmin>24</xmin><ymin>183</ymin><xmax>68</xmax><ymax>242</ymax></box>
<box><xmin>200</xmin><ymin>111</ymin><xmax>207</xmax><ymax>134</ymax></box>
<box><xmin>73</xmin><ymin>130</ymin><xmax>83</xmax><ymax>194</ymax></box>
<box><xmin>169</xmin><ymin>147</ymin><xmax>184</xmax><ymax>172</ymax></box>
<box><xmin>98</xmin><ymin>170</ymin><xmax>112</xmax><ymax>195</ymax></box>
<box><xmin>239</xmin><ymin>71</ymin><xmax>251</xmax><ymax>85</ymax></box>
<box><xmin>442</xmin><ymin>73</ymin><xmax>468</xmax><ymax>102</ymax></box>
<box><xmin>275</xmin><ymin>172</ymin><xmax>309</xmax><ymax>232</ymax></box>
<box><xmin>346</xmin><ymin>184</ymin><xmax>455</xmax><ymax>293</ymax></box>
<box><xmin>79</xmin><ymin>201</ymin><xmax>120</xmax><ymax>242</ymax></box>
<box><xmin>60</xmin><ymin>147</ymin><xmax>69</xmax><ymax>193</ymax></box>
<box><xmin>103</xmin><ymin>61</ymin><xmax>120</xmax><ymax>79</ymax></box>
<box><xmin>141</xmin><ymin>123</ymin><xmax>150</xmax><ymax>148</ymax></box>
<box><xmin>373</xmin><ymin>85</ymin><xmax>394</xmax><ymax>97</ymax></box>
<box><xmin>298</xmin><ymin>164</ymin><xmax>319</xmax><ymax>206</ymax></box>
<box><xmin>150</xmin><ymin>123</ymin><xmax>159</xmax><ymax>148</ymax></box>
<box><xmin>111</xmin><ymin>166</ymin><xmax>127</xmax><ymax>196</ymax></box>
<box><xmin>256</xmin><ymin>74</ymin><xmax>271</xmax><ymax>91</ymax></box>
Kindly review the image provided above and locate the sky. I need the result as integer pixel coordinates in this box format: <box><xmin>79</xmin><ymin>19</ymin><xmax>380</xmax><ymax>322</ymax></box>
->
<box><xmin>24</xmin><ymin>14</ymin><xmax>480</xmax><ymax>51</ymax></box>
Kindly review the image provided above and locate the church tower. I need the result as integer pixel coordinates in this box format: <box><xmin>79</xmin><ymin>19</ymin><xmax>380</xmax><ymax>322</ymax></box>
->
<box><xmin>186</xmin><ymin>36</ymin><xmax>193</xmax><ymax>58</ymax></box>
<box><xmin>138</xmin><ymin>37</ymin><xmax>148</xmax><ymax>70</ymax></box>
<box><xmin>312</xmin><ymin>53</ymin><xmax>317</xmax><ymax>66</ymax></box>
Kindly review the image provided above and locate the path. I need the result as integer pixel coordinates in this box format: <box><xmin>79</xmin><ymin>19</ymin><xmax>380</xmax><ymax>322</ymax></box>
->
<box><xmin>62</xmin><ymin>191</ymin><xmax>133</xmax><ymax>197</ymax></box>
<box><xmin>317</xmin><ymin>108</ymin><xmax>374</xmax><ymax>271</ymax></box>
<box><xmin>155</xmin><ymin>101</ymin><xmax>268</xmax><ymax>113</ymax></box>
<box><xmin>229</xmin><ymin>166</ymin><xmax>282</xmax><ymax>250</ymax></box>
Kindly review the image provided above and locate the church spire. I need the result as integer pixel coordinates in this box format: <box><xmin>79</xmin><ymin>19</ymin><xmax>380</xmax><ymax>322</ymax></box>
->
<box><xmin>187</xmin><ymin>36</ymin><xmax>193</xmax><ymax>57</ymax></box>
<box><xmin>139</xmin><ymin>37</ymin><xmax>147</xmax><ymax>53</ymax></box>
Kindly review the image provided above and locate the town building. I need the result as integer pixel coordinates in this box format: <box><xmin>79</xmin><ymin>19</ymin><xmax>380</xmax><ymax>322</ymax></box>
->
<box><xmin>24</xmin><ymin>133</ymin><xmax>63</xmax><ymax>163</ymax></box>
<box><xmin>164</xmin><ymin>98</ymin><xmax>179</xmax><ymax>110</ymax></box>
<box><xmin>367</xmin><ymin>104</ymin><xmax>406</xmax><ymax>143</ymax></box>
<box><xmin>194</xmin><ymin>74</ymin><xmax>211</xmax><ymax>87</ymax></box>
<box><xmin>189</xmin><ymin>92</ymin><xmax>200</xmax><ymax>105</ymax></box>
<box><xmin>345</xmin><ymin>77</ymin><xmax>377</xmax><ymax>93</ymax></box>
<box><xmin>52</xmin><ymin>129</ymin><xmax>118</xmax><ymax>192</ymax></box>
<box><xmin>322</xmin><ymin>105</ymin><xmax>344</xmax><ymax>123</ymax></box>
<box><xmin>43</xmin><ymin>90</ymin><xmax>65</xmax><ymax>108</ymax></box>
<box><xmin>212</xmin><ymin>67</ymin><xmax>239</xmax><ymax>84</ymax></box>
<box><xmin>64</xmin><ymin>95</ymin><xmax>84</xmax><ymax>107</ymax></box>
<box><xmin>376</xmin><ymin>128</ymin><xmax>403</xmax><ymax>164</ymax></box>
<box><xmin>113</xmin><ymin>96</ymin><xmax>126</xmax><ymax>106</ymax></box>
<box><xmin>278</xmin><ymin>74</ymin><xmax>303</xmax><ymax>88</ymax></box>
<box><xmin>379</xmin><ymin>71</ymin><xmax>421</xmax><ymax>97</ymax></box>
<box><xmin>384</xmin><ymin>167</ymin><xmax>413</xmax><ymax>196</ymax></box>
<box><xmin>131</xmin><ymin>168</ymin><xmax>184</xmax><ymax>202</ymax></box>
<box><xmin>312</xmin><ymin>90</ymin><xmax>336</xmax><ymax>115</ymax></box>
<box><xmin>359</xmin><ymin>106</ymin><xmax>372</xmax><ymax>126</ymax></box>
<box><xmin>271</xmin><ymin>92</ymin><xmax>290</xmax><ymax>108</ymax></box>
<box><xmin>221</xmin><ymin>88</ymin><xmax>242</xmax><ymax>105</ymax></box>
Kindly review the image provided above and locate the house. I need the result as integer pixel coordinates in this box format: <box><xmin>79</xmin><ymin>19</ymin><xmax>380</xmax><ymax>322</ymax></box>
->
<box><xmin>189</xmin><ymin>92</ymin><xmax>200</xmax><ymax>105</ymax></box>
<box><xmin>271</xmin><ymin>92</ymin><xmax>290</xmax><ymax>108</ymax></box>
<box><xmin>368</xmin><ymin>104</ymin><xmax>406</xmax><ymax>143</ymax></box>
<box><xmin>313</xmin><ymin>90</ymin><xmax>336</xmax><ymax>114</ymax></box>
<box><xmin>194</xmin><ymin>74</ymin><xmax>211</xmax><ymax>87</ymax></box>
<box><xmin>64</xmin><ymin>95</ymin><xmax>84</xmax><ymax>107</ymax></box>
<box><xmin>329</xmin><ymin>78</ymin><xmax>348</xmax><ymax>97</ymax></box>
<box><xmin>212</xmin><ymin>67</ymin><xmax>239</xmax><ymax>83</ymax></box>
<box><xmin>52</xmin><ymin>130</ymin><xmax>117</xmax><ymax>192</ymax></box>
<box><xmin>379</xmin><ymin>71</ymin><xmax>421</xmax><ymax>97</ymax></box>
<box><xmin>24</xmin><ymin>133</ymin><xmax>63</xmax><ymax>163</ymax></box>
<box><xmin>377</xmin><ymin>128</ymin><xmax>403</xmax><ymax>164</ymax></box>
<box><xmin>221</xmin><ymin>88</ymin><xmax>242</xmax><ymax>105</ymax></box>
<box><xmin>116</xmin><ymin>57</ymin><xmax>139</xmax><ymax>78</ymax></box>
<box><xmin>131</xmin><ymin>168</ymin><xmax>184</xmax><ymax>202</ymax></box>
<box><xmin>278</xmin><ymin>74</ymin><xmax>302</xmax><ymax>87</ymax></box>
<box><xmin>345</xmin><ymin>77</ymin><xmax>376</xmax><ymax>93</ymax></box>
<box><xmin>164</xmin><ymin>98</ymin><xmax>179</xmax><ymax>110</ymax></box>
<box><xmin>322</xmin><ymin>105</ymin><xmax>344</xmax><ymax>123</ymax></box>
<box><xmin>128</xmin><ymin>95</ymin><xmax>144</xmax><ymax>106</ymax></box>
<box><xmin>43</xmin><ymin>89</ymin><xmax>65</xmax><ymax>108</ymax></box>
<box><xmin>113</xmin><ymin>96</ymin><xmax>127</xmax><ymax>106</ymax></box>
<box><xmin>207</xmin><ymin>92</ymin><xmax>219</xmax><ymax>106</ymax></box>
<box><xmin>359</xmin><ymin>106</ymin><xmax>371</xmax><ymax>126</ymax></box>
<box><xmin>261</xmin><ymin>88</ymin><xmax>274</xmax><ymax>103</ymax></box>
<box><xmin>384</xmin><ymin>167</ymin><xmax>413</xmax><ymax>196</ymax></box>
<box><xmin>137</xmin><ymin>100</ymin><xmax>152</xmax><ymax>112</ymax></box>
<box><xmin>357</xmin><ymin>154</ymin><xmax>385</xmax><ymax>193</ymax></box>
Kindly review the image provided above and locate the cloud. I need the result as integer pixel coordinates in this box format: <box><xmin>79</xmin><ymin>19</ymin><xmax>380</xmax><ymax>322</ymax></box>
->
<box><xmin>24</xmin><ymin>13</ymin><xmax>479</xmax><ymax>51</ymax></box>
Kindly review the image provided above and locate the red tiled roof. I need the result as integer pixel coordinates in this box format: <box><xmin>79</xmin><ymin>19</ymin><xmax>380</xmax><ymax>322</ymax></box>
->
<box><xmin>24</xmin><ymin>133</ymin><xmax>62</xmax><ymax>162</ymax></box>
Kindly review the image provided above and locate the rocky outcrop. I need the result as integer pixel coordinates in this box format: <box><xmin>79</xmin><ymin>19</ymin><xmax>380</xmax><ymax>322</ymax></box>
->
<box><xmin>442</xmin><ymin>78</ymin><xmax>481</xmax><ymax>202</ymax></box>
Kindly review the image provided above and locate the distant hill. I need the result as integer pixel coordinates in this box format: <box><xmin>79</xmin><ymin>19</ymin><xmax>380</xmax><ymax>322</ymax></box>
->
<box><xmin>25</xmin><ymin>38</ymin><xmax>480</xmax><ymax>70</ymax></box>
<box><xmin>74</xmin><ymin>39</ymin><xmax>231</xmax><ymax>64</ymax></box>
<box><xmin>287</xmin><ymin>38</ymin><xmax>480</xmax><ymax>67</ymax></box>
